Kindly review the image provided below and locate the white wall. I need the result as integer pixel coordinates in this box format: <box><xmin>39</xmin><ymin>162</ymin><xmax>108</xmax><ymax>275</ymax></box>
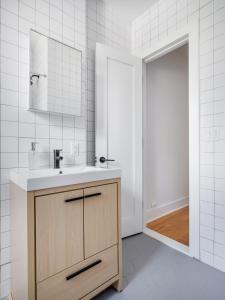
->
<box><xmin>0</xmin><ymin>0</ymin><xmax>131</xmax><ymax>297</ymax></box>
<box><xmin>132</xmin><ymin>0</ymin><xmax>225</xmax><ymax>273</ymax></box>
<box><xmin>145</xmin><ymin>44</ymin><xmax>189</xmax><ymax>222</ymax></box>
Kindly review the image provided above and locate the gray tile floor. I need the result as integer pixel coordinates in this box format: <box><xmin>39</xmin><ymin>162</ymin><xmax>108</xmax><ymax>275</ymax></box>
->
<box><xmin>95</xmin><ymin>234</ymin><xmax>225</xmax><ymax>300</ymax></box>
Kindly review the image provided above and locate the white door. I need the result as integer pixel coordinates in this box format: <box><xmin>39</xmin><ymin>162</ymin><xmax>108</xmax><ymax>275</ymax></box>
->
<box><xmin>95</xmin><ymin>43</ymin><xmax>142</xmax><ymax>238</ymax></box>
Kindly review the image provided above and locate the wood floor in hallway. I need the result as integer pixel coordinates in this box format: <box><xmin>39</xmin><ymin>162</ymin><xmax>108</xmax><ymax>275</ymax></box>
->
<box><xmin>146</xmin><ymin>206</ymin><xmax>189</xmax><ymax>246</ymax></box>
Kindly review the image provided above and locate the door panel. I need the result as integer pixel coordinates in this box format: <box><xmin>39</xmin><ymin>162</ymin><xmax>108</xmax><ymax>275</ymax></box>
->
<box><xmin>84</xmin><ymin>184</ymin><xmax>118</xmax><ymax>258</ymax></box>
<box><xmin>96</xmin><ymin>43</ymin><xmax>142</xmax><ymax>237</ymax></box>
<box><xmin>108</xmin><ymin>59</ymin><xmax>134</xmax><ymax>219</ymax></box>
<box><xmin>36</xmin><ymin>189</ymin><xmax>84</xmax><ymax>282</ymax></box>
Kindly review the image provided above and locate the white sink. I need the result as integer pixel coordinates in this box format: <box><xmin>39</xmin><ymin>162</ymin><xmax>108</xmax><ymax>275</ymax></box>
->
<box><xmin>10</xmin><ymin>166</ymin><xmax>121</xmax><ymax>191</ymax></box>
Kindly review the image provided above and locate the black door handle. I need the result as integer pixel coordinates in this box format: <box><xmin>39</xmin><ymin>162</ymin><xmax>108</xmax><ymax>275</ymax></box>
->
<box><xmin>99</xmin><ymin>156</ymin><xmax>115</xmax><ymax>163</ymax></box>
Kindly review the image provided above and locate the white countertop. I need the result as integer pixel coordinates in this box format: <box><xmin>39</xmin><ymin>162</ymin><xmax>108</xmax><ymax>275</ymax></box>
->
<box><xmin>10</xmin><ymin>166</ymin><xmax>121</xmax><ymax>191</ymax></box>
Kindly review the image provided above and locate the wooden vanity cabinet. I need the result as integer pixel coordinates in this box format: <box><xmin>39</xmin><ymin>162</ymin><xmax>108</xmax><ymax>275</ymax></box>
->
<box><xmin>11</xmin><ymin>178</ymin><xmax>122</xmax><ymax>300</ymax></box>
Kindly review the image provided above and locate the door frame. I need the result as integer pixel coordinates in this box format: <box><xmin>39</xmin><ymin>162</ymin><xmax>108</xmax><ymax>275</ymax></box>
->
<box><xmin>139</xmin><ymin>20</ymin><xmax>200</xmax><ymax>259</ymax></box>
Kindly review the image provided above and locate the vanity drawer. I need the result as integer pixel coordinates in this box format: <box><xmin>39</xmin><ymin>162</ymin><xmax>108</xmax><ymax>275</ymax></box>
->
<box><xmin>37</xmin><ymin>245</ymin><xmax>118</xmax><ymax>300</ymax></box>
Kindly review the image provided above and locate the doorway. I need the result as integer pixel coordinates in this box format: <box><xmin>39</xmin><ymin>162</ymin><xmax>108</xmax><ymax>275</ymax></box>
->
<box><xmin>145</xmin><ymin>44</ymin><xmax>189</xmax><ymax>249</ymax></box>
<box><xmin>142</xmin><ymin>25</ymin><xmax>199</xmax><ymax>258</ymax></box>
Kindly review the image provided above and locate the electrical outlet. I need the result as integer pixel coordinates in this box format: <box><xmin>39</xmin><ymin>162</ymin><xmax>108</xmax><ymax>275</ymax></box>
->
<box><xmin>151</xmin><ymin>202</ymin><xmax>157</xmax><ymax>208</ymax></box>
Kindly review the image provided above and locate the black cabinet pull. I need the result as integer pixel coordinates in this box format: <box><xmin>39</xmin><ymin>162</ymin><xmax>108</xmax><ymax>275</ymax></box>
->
<box><xmin>84</xmin><ymin>192</ymin><xmax>102</xmax><ymax>199</ymax></box>
<box><xmin>66</xmin><ymin>259</ymin><xmax>102</xmax><ymax>281</ymax></box>
<box><xmin>65</xmin><ymin>196</ymin><xmax>84</xmax><ymax>203</ymax></box>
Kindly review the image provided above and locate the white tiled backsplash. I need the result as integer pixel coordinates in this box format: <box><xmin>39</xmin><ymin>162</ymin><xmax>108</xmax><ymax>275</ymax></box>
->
<box><xmin>0</xmin><ymin>0</ymin><xmax>131</xmax><ymax>297</ymax></box>
<box><xmin>132</xmin><ymin>0</ymin><xmax>225</xmax><ymax>274</ymax></box>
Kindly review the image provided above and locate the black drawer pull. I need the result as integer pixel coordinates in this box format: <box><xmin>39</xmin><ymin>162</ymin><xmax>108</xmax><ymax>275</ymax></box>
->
<box><xmin>84</xmin><ymin>192</ymin><xmax>102</xmax><ymax>199</ymax></box>
<box><xmin>66</xmin><ymin>259</ymin><xmax>102</xmax><ymax>281</ymax></box>
<box><xmin>65</xmin><ymin>196</ymin><xmax>83</xmax><ymax>203</ymax></box>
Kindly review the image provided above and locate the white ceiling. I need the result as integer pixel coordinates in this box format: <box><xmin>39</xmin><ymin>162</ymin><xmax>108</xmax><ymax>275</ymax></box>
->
<box><xmin>103</xmin><ymin>0</ymin><xmax>158</xmax><ymax>23</ymax></box>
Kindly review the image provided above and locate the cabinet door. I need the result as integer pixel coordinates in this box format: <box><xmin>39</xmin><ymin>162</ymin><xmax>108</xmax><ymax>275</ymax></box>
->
<box><xmin>36</xmin><ymin>189</ymin><xmax>84</xmax><ymax>282</ymax></box>
<box><xmin>84</xmin><ymin>183</ymin><xmax>118</xmax><ymax>258</ymax></box>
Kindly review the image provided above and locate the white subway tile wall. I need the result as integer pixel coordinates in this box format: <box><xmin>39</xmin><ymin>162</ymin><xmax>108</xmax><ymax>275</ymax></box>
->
<box><xmin>132</xmin><ymin>0</ymin><xmax>225</xmax><ymax>274</ymax></box>
<box><xmin>0</xmin><ymin>0</ymin><xmax>131</xmax><ymax>297</ymax></box>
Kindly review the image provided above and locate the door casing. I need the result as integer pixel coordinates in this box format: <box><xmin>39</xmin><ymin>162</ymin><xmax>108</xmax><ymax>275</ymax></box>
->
<box><xmin>140</xmin><ymin>20</ymin><xmax>200</xmax><ymax>259</ymax></box>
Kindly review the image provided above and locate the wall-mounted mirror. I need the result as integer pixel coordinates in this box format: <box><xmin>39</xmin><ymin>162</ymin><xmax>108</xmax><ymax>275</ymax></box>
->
<box><xmin>29</xmin><ymin>30</ymin><xmax>82</xmax><ymax>116</ymax></box>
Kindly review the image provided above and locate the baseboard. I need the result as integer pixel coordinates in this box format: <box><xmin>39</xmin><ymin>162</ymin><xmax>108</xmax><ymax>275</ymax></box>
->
<box><xmin>144</xmin><ymin>196</ymin><xmax>189</xmax><ymax>223</ymax></box>
<box><xmin>143</xmin><ymin>227</ymin><xmax>189</xmax><ymax>256</ymax></box>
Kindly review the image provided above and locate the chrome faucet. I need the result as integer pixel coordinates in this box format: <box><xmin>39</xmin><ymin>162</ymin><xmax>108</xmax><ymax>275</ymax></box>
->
<box><xmin>53</xmin><ymin>149</ymin><xmax>63</xmax><ymax>169</ymax></box>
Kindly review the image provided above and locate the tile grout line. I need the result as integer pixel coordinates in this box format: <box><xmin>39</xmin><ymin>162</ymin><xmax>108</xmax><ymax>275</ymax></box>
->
<box><xmin>0</xmin><ymin>0</ymin><xmax>2</xmax><ymax>276</ymax></box>
<box><xmin>17</xmin><ymin>1</ymin><xmax>20</xmax><ymax>169</ymax></box>
<box><xmin>212</xmin><ymin>0</ymin><xmax>216</xmax><ymax>266</ymax></box>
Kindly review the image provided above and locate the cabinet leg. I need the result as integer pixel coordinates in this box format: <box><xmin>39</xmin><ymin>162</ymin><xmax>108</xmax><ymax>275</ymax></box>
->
<box><xmin>113</xmin><ymin>278</ymin><xmax>123</xmax><ymax>292</ymax></box>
